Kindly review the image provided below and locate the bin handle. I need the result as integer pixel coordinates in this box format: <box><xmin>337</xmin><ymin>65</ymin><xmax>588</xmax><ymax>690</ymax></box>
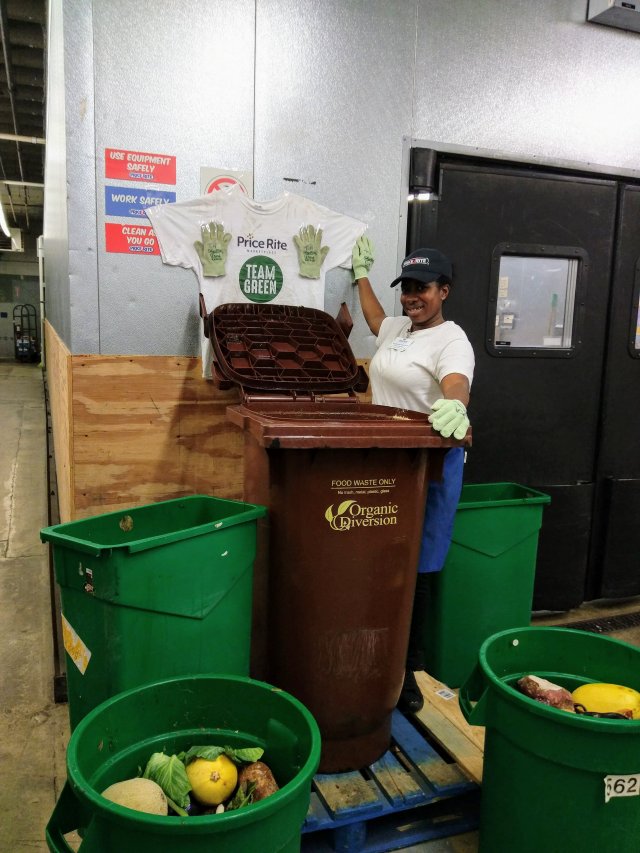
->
<box><xmin>45</xmin><ymin>781</ymin><xmax>91</xmax><ymax>853</ymax></box>
<box><xmin>458</xmin><ymin>662</ymin><xmax>489</xmax><ymax>725</ymax></box>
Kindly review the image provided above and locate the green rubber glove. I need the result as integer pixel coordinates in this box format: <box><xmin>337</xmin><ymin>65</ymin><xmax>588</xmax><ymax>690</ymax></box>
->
<box><xmin>352</xmin><ymin>235</ymin><xmax>375</xmax><ymax>281</ymax></box>
<box><xmin>293</xmin><ymin>225</ymin><xmax>330</xmax><ymax>279</ymax></box>
<box><xmin>194</xmin><ymin>222</ymin><xmax>232</xmax><ymax>277</ymax></box>
<box><xmin>429</xmin><ymin>398</ymin><xmax>470</xmax><ymax>440</ymax></box>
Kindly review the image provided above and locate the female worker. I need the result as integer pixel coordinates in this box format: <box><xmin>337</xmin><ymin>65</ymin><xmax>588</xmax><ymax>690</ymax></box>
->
<box><xmin>351</xmin><ymin>236</ymin><xmax>475</xmax><ymax>713</ymax></box>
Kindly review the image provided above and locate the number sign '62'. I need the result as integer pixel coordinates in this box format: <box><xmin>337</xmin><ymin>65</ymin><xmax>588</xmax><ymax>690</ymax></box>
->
<box><xmin>604</xmin><ymin>773</ymin><xmax>640</xmax><ymax>803</ymax></box>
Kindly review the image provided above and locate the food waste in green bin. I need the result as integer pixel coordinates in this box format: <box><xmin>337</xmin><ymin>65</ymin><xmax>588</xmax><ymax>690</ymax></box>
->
<box><xmin>517</xmin><ymin>674</ymin><xmax>640</xmax><ymax>719</ymax></box>
<box><xmin>102</xmin><ymin>744</ymin><xmax>280</xmax><ymax>818</ymax></box>
<box><xmin>101</xmin><ymin>778</ymin><xmax>168</xmax><ymax>815</ymax></box>
<box><xmin>459</xmin><ymin>628</ymin><xmax>640</xmax><ymax>853</ymax></box>
<box><xmin>572</xmin><ymin>681</ymin><xmax>640</xmax><ymax>719</ymax></box>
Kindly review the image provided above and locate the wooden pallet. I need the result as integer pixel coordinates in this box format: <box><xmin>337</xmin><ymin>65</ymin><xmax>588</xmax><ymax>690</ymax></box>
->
<box><xmin>413</xmin><ymin>671</ymin><xmax>485</xmax><ymax>785</ymax></box>
<box><xmin>301</xmin><ymin>708</ymin><xmax>481</xmax><ymax>853</ymax></box>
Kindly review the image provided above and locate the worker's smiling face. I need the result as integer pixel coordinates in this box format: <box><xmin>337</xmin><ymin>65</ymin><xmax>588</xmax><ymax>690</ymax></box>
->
<box><xmin>400</xmin><ymin>278</ymin><xmax>449</xmax><ymax>330</ymax></box>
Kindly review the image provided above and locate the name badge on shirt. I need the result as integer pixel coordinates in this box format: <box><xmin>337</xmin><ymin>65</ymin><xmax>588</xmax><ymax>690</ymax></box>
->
<box><xmin>389</xmin><ymin>335</ymin><xmax>414</xmax><ymax>352</ymax></box>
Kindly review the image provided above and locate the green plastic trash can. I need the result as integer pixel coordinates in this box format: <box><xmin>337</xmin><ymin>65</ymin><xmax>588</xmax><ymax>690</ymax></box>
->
<box><xmin>41</xmin><ymin>495</ymin><xmax>266</xmax><ymax>729</ymax></box>
<box><xmin>46</xmin><ymin>673</ymin><xmax>321</xmax><ymax>852</ymax></box>
<box><xmin>422</xmin><ymin>483</ymin><xmax>550</xmax><ymax>687</ymax></box>
<box><xmin>460</xmin><ymin>627</ymin><xmax>640</xmax><ymax>853</ymax></box>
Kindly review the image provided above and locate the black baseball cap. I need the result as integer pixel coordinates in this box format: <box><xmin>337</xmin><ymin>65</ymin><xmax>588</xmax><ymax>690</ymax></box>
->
<box><xmin>390</xmin><ymin>248</ymin><xmax>453</xmax><ymax>287</ymax></box>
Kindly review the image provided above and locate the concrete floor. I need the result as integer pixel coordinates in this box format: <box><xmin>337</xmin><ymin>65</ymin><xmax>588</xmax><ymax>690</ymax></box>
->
<box><xmin>0</xmin><ymin>362</ymin><xmax>68</xmax><ymax>852</ymax></box>
<box><xmin>3</xmin><ymin>360</ymin><xmax>640</xmax><ymax>853</ymax></box>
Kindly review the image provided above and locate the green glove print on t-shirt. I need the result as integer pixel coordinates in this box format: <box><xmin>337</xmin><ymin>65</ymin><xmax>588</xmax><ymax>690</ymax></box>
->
<box><xmin>194</xmin><ymin>222</ymin><xmax>232</xmax><ymax>277</ymax></box>
<box><xmin>293</xmin><ymin>225</ymin><xmax>330</xmax><ymax>279</ymax></box>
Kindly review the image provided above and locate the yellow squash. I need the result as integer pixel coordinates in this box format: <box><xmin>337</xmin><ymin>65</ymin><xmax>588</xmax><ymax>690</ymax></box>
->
<box><xmin>186</xmin><ymin>755</ymin><xmax>238</xmax><ymax>806</ymax></box>
<box><xmin>572</xmin><ymin>682</ymin><xmax>640</xmax><ymax>719</ymax></box>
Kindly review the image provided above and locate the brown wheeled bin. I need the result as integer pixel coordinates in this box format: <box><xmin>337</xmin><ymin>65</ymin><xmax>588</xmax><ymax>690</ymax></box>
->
<box><xmin>208</xmin><ymin>302</ymin><xmax>469</xmax><ymax>773</ymax></box>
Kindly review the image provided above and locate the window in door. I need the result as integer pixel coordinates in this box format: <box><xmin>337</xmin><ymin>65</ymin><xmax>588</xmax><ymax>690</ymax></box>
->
<box><xmin>487</xmin><ymin>244</ymin><xmax>587</xmax><ymax>356</ymax></box>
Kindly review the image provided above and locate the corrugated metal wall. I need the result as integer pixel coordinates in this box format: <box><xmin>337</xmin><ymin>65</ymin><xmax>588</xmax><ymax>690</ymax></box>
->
<box><xmin>44</xmin><ymin>0</ymin><xmax>640</xmax><ymax>358</ymax></box>
<box><xmin>42</xmin><ymin>0</ymin><xmax>70</xmax><ymax>345</ymax></box>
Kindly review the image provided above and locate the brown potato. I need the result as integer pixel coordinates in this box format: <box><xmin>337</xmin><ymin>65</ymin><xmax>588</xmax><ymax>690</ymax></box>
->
<box><xmin>237</xmin><ymin>761</ymin><xmax>279</xmax><ymax>802</ymax></box>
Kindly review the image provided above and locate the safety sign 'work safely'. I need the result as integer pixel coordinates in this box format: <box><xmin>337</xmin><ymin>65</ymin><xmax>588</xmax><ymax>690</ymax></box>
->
<box><xmin>104</xmin><ymin>147</ymin><xmax>176</xmax><ymax>255</ymax></box>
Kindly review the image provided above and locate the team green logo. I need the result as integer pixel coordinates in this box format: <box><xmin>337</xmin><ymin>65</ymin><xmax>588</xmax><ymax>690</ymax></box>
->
<box><xmin>238</xmin><ymin>255</ymin><xmax>283</xmax><ymax>303</ymax></box>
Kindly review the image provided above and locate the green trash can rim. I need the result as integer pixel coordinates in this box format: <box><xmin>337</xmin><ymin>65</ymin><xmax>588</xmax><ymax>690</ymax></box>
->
<box><xmin>478</xmin><ymin>626</ymin><xmax>640</xmax><ymax>732</ymax></box>
<box><xmin>65</xmin><ymin>673</ymin><xmax>322</xmax><ymax>831</ymax></box>
<box><xmin>40</xmin><ymin>495</ymin><xmax>267</xmax><ymax>557</ymax></box>
<box><xmin>458</xmin><ymin>482</ymin><xmax>550</xmax><ymax>510</ymax></box>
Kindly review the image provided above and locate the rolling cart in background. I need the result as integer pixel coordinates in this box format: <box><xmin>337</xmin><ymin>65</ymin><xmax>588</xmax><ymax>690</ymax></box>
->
<box><xmin>13</xmin><ymin>303</ymin><xmax>40</xmax><ymax>362</ymax></box>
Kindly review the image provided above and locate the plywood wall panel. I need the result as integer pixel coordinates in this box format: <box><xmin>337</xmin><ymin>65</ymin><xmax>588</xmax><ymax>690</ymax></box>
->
<box><xmin>45</xmin><ymin>321</ymin><xmax>74</xmax><ymax>522</ymax></box>
<box><xmin>70</xmin><ymin>355</ymin><xmax>244</xmax><ymax>519</ymax></box>
<box><xmin>46</xmin><ymin>348</ymin><xmax>372</xmax><ymax>522</ymax></box>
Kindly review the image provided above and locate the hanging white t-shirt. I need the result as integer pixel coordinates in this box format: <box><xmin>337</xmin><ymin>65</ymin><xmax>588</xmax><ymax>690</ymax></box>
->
<box><xmin>370</xmin><ymin>317</ymin><xmax>475</xmax><ymax>413</ymax></box>
<box><xmin>146</xmin><ymin>185</ymin><xmax>366</xmax><ymax>377</ymax></box>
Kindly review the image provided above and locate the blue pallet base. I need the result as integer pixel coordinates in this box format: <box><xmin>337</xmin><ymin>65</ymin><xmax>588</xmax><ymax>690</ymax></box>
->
<box><xmin>302</xmin><ymin>710</ymin><xmax>480</xmax><ymax>853</ymax></box>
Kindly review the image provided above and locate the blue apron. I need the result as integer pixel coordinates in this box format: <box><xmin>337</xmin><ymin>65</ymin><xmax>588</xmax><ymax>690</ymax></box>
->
<box><xmin>417</xmin><ymin>447</ymin><xmax>465</xmax><ymax>573</ymax></box>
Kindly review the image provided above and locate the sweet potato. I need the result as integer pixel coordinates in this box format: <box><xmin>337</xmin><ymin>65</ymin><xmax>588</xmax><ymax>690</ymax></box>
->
<box><xmin>237</xmin><ymin>761</ymin><xmax>279</xmax><ymax>801</ymax></box>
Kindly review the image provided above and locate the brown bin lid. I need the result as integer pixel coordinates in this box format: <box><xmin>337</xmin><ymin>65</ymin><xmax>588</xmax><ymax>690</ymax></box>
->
<box><xmin>211</xmin><ymin>303</ymin><xmax>360</xmax><ymax>394</ymax></box>
<box><xmin>226</xmin><ymin>399</ymin><xmax>464</xmax><ymax>449</ymax></box>
<box><xmin>213</xmin><ymin>303</ymin><xmax>471</xmax><ymax>450</ymax></box>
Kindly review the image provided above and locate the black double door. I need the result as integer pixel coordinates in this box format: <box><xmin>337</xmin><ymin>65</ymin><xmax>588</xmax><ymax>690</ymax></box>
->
<box><xmin>409</xmin><ymin>155</ymin><xmax>640</xmax><ymax>610</ymax></box>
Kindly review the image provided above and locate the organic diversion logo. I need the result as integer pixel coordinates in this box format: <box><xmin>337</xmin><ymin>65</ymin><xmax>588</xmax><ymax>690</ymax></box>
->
<box><xmin>238</xmin><ymin>255</ymin><xmax>283</xmax><ymax>303</ymax></box>
<box><xmin>325</xmin><ymin>500</ymin><xmax>399</xmax><ymax>532</ymax></box>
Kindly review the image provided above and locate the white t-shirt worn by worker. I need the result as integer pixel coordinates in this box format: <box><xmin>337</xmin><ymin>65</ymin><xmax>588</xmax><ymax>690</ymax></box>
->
<box><xmin>370</xmin><ymin>316</ymin><xmax>475</xmax><ymax>413</ymax></box>
<box><xmin>146</xmin><ymin>185</ymin><xmax>366</xmax><ymax>377</ymax></box>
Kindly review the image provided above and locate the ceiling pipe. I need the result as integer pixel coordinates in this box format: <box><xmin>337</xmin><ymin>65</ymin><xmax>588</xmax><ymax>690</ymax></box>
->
<box><xmin>0</xmin><ymin>132</ymin><xmax>45</xmax><ymax>144</ymax></box>
<box><xmin>1</xmin><ymin>179</ymin><xmax>44</xmax><ymax>187</ymax></box>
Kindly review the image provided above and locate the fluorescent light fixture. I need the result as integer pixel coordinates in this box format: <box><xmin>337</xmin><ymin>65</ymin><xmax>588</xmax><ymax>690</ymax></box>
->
<box><xmin>0</xmin><ymin>199</ymin><xmax>11</xmax><ymax>237</ymax></box>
